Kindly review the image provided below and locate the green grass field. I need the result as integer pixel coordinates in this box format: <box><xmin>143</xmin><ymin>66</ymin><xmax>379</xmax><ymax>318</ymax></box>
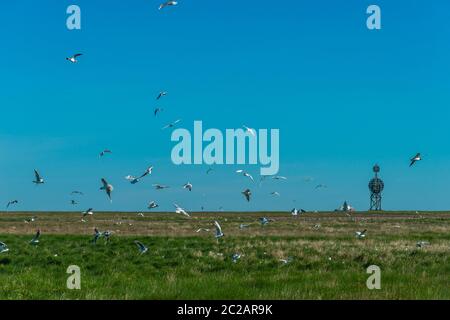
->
<box><xmin>0</xmin><ymin>211</ymin><xmax>449</xmax><ymax>299</ymax></box>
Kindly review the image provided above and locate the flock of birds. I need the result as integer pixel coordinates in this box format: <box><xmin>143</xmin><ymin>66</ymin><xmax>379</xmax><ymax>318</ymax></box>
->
<box><xmin>0</xmin><ymin>2</ymin><xmax>429</xmax><ymax>260</ymax></box>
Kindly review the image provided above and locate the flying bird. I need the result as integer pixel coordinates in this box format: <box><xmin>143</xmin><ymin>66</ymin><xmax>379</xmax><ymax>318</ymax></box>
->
<box><xmin>70</xmin><ymin>200</ymin><xmax>77</xmax><ymax>205</ymax></box>
<box><xmin>174</xmin><ymin>203</ymin><xmax>190</xmax><ymax>217</ymax></box>
<box><xmin>6</xmin><ymin>200</ymin><xmax>18</xmax><ymax>209</ymax></box>
<box><xmin>125</xmin><ymin>175</ymin><xmax>140</xmax><ymax>184</ymax></box>
<box><xmin>196</xmin><ymin>228</ymin><xmax>210</xmax><ymax>233</ymax></box>
<box><xmin>214</xmin><ymin>221</ymin><xmax>224</xmax><ymax>239</ymax></box>
<box><xmin>162</xmin><ymin>119</ymin><xmax>181</xmax><ymax>130</ymax></box>
<box><xmin>206</xmin><ymin>167</ymin><xmax>214</xmax><ymax>175</ymax></box>
<box><xmin>158</xmin><ymin>1</ymin><xmax>177</xmax><ymax>10</ymax></box>
<box><xmin>82</xmin><ymin>208</ymin><xmax>94</xmax><ymax>218</ymax></box>
<box><xmin>99</xmin><ymin>149</ymin><xmax>112</xmax><ymax>157</ymax></box>
<box><xmin>272</xmin><ymin>176</ymin><xmax>287</xmax><ymax>181</ymax></box>
<box><xmin>134</xmin><ymin>241</ymin><xmax>149</xmax><ymax>254</ymax></box>
<box><xmin>355</xmin><ymin>229</ymin><xmax>367</xmax><ymax>239</ymax></box>
<box><xmin>100</xmin><ymin>178</ymin><xmax>113</xmax><ymax>202</ymax></box>
<box><xmin>410</xmin><ymin>153</ymin><xmax>422</xmax><ymax>167</ymax></box>
<box><xmin>153</xmin><ymin>184</ymin><xmax>169</xmax><ymax>190</ymax></box>
<box><xmin>71</xmin><ymin>191</ymin><xmax>84</xmax><ymax>196</ymax></box>
<box><xmin>66</xmin><ymin>53</ymin><xmax>82</xmax><ymax>63</ymax></box>
<box><xmin>270</xmin><ymin>192</ymin><xmax>280</xmax><ymax>197</ymax></box>
<box><xmin>33</xmin><ymin>169</ymin><xmax>44</xmax><ymax>184</ymax></box>
<box><xmin>154</xmin><ymin>107</ymin><xmax>163</xmax><ymax>116</ymax></box>
<box><xmin>242</xmin><ymin>189</ymin><xmax>251</xmax><ymax>202</ymax></box>
<box><xmin>239</xmin><ymin>224</ymin><xmax>250</xmax><ymax>229</ymax></box>
<box><xmin>183</xmin><ymin>182</ymin><xmax>193</xmax><ymax>191</ymax></box>
<box><xmin>30</xmin><ymin>229</ymin><xmax>41</xmax><ymax>245</ymax></box>
<box><xmin>242</xmin><ymin>125</ymin><xmax>256</xmax><ymax>136</ymax></box>
<box><xmin>138</xmin><ymin>166</ymin><xmax>154</xmax><ymax>179</ymax></box>
<box><xmin>0</xmin><ymin>242</ymin><xmax>9</xmax><ymax>254</ymax></box>
<box><xmin>147</xmin><ymin>201</ymin><xmax>159</xmax><ymax>209</ymax></box>
<box><xmin>156</xmin><ymin>91</ymin><xmax>168</xmax><ymax>99</ymax></box>
<box><xmin>315</xmin><ymin>184</ymin><xmax>327</xmax><ymax>190</ymax></box>
<box><xmin>236</xmin><ymin>170</ymin><xmax>254</xmax><ymax>182</ymax></box>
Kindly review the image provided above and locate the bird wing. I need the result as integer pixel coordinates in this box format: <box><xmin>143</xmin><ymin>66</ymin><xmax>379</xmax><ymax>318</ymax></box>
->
<box><xmin>214</xmin><ymin>221</ymin><xmax>222</xmax><ymax>234</ymax></box>
<box><xmin>135</xmin><ymin>241</ymin><xmax>146</xmax><ymax>251</ymax></box>
<box><xmin>101</xmin><ymin>178</ymin><xmax>108</xmax><ymax>188</ymax></box>
<box><xmin>73</xmin><ymin>53</ymin><xmax>82</xmax><ymax>58</ymax></box>
<box><xmin>34</xmin><ymin>169</ymin><xmax>41</xmax><ymax>181</ymax></box>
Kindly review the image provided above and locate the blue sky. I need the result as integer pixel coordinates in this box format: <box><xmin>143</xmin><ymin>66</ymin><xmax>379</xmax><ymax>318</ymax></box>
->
<box><xmin>0</xmin><ymin>0</ymin><xmax>449</xmax><ymax>212</ymax></box>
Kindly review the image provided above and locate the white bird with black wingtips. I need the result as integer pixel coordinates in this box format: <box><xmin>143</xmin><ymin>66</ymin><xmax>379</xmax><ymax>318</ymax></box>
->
<box><xmin>100</xmin><ymin>178</ymin><xmax>113</xmax><ymax>202</ymax></box>
<box><xmin>355</xmin><ymin>229</ymin><xmax>367</xmax><ymax>239</ymax></box>
<box><xmin>410</xmin><ymin>153</ymin><xmax>422</xmax><ymax>167</ymax></box>
<box><xmin>162</xmin><ymin>119</ymin><xmax>181</xmax><ymax>130</ymax></box>
<box><xmin>242</xmin><ymin>189</ymin><xmax>251</xmax><ymax>202</ymax></box>
<box><xmin>148</xmin><ymin>201</ymin><xmax>159</xmax><ymax>209</ymax></box>
<box><xmin>66</xmin><ymin>53</ymin><xmax>82</xmax><ymax>63</ymax></box>
<box><xmin>33</xmin><ymin>169</ymin><xmax>44</xmax><ymax>184</ymax></box>
<box><xmin>183</xmin><ymin>182</ymin><xmax>193</xmax><ymax>191</ymax></box>
<box><xmin>236</xmin><ymin>170</ymin><xmax>254</xmax><ymax>182</ymax></box>
<box><xmin>125</xmin><ymin>175</ymin><xmax>140</xmax><ymax>184</ymax></box>
<box><xmin>242</xmin><ymin>125</ymin><xmax>256</xmax><ymax>136</ymax></box>
<box><xmin>138</xmin><ymin>166</ymin><xmax>153</xmax><ymax>179</ymax></box>
<box><xmin>174</xmin><ymin>203</ymin><xmax>190</xmax><ymax>218</ymax></box>
<box><xmin>158</xmin><ymin>1</ymin><xmax>177</xmax><ymax>10</ymax></box>
<box><xmin>156</xmin><ymin>91</ymin><xmax>168</xmax><ymax>99</ymax></box>
<box><xmin>82</xmin><ymin>208</ymin><xmax>94</xmax><ymax>220</ymax></box>
<box><xmin>214</xmin><ymin>221</ymin><xmax>224</xmax><ymax>239</ymax></box>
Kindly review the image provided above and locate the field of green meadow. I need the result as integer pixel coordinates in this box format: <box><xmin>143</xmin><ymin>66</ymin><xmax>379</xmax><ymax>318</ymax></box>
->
<box><xmin>0</xmin><ymin>211</ymin><xmax>449</xmax><ymax>299</ymax></box>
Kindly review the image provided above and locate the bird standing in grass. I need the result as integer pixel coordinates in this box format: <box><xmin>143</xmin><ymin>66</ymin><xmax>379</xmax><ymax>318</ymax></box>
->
<box><xmin>355</xmin><ymin>229</ymin><xmax>367</xmax><ymax>239</ymax></box>
<box><xmin>0</xmin><ymin>242</ymin><xmax>9</xmax><ymax>253</ymax></box>
<box><xmin>232</xmin><ymin>253</ymin><xmax>241</xmax><ymax>263</ymax></box>
<box><xmin>416</xmin><ymin>241</ymin><xmax>430</xmax><ymax>248</ymax></box>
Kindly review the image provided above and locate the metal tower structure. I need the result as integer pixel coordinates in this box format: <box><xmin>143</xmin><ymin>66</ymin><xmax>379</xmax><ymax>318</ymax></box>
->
<box><xmin>368</xmin><ymin>164</ymin><xmax>384</xmax><ymax>211</ymax></box>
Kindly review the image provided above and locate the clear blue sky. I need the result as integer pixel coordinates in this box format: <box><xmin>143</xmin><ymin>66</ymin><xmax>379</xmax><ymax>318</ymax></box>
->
<box><xmin>1</xmin><ymin>0</ymin><xmax>449</xmax><ymax>212</ymax></box>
